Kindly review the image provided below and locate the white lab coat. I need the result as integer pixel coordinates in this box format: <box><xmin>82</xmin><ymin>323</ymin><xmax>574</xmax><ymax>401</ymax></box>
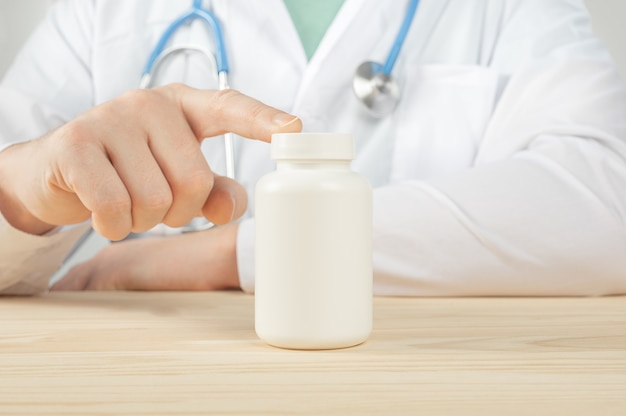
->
<box><xmin>1</xmin><ymin>0</ymin><xmax>626</xmax><ymax>295</ymax></box>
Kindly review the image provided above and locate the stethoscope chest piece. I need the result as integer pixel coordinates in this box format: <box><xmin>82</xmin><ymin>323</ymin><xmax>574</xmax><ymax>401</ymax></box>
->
<box><xmin>352</xmin><ymin>0</ymin><xmax>419</xmax><ymax>117</ymax></box>
<box><xmin>353</xmin><ymin>61</ymin><xmax>400</xmax><ymax>117</ymax></box>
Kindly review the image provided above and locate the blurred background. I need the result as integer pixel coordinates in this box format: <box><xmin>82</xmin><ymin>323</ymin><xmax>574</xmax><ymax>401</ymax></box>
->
<box><xmin>1</xmin><ymin>0</ymin><xmax>625</xmax><ymax>80</ymax></box>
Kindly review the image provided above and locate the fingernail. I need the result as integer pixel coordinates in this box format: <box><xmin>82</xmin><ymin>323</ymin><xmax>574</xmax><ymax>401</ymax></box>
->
<box><xmin>273</xmin><ymin>113</ymin><xmax>300</xmax><ymax>128</ymax></box>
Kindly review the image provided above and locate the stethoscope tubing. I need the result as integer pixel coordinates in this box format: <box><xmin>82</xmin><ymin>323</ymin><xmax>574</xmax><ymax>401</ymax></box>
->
<box><xmin>383</xmin><ymin>0</ymin><xmax>420</xmax><ymax>75</ymax></box>
<box><xmin>141</xmin><ymin>1</ymin><xmax>229</xmax><ymax>79</ymax></box>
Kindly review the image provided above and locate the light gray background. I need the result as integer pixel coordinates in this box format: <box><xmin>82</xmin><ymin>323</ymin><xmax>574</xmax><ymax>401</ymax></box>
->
<box><xmin>1</xmin><ymin>0</ymin><xmax>625</xmax><ymax>79</ymax></box>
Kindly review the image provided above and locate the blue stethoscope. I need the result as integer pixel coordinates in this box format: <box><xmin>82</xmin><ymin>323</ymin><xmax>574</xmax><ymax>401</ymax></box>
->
<box><xmin>140</xmin><ymin>0</ymin><xmax>419</xmax><ymax>181</ymax></box>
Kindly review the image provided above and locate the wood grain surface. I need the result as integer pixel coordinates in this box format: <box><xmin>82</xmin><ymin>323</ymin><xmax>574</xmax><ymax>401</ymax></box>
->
<box><xmin>1</xmin><ymin>291</ymin><xmax>625</xmax><ymax>415</ymax></box>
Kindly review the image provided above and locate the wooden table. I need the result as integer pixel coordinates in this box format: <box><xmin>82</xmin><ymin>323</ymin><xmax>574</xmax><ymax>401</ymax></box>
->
<box><xmin>1</xmin><ymin>292</ymin><xmax>625</xmax><ymax>415</ymax></box>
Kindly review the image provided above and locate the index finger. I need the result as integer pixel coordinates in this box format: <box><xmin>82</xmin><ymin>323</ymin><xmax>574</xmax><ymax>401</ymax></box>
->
<box><xmin>162</xmin><ymin>84</ymin><xmax>302</xmax><ymax>142</ymax></box>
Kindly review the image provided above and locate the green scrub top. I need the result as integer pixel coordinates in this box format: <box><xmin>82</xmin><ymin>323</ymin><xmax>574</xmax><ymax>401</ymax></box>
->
<box><xmin>282</xmin><ymin>0</ymin><xmax>346</xmax><ymax>60</ymax></box>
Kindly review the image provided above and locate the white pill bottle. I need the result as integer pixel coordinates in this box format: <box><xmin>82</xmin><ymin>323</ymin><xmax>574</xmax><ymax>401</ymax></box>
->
<box><xmin>255</xmin><ymin>133</ymin><xmax>372</xmax><ymax>350</ymax></box>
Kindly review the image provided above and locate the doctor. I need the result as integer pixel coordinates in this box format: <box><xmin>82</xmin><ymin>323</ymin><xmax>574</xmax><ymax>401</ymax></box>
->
<box><xmin>1</xmin><ymin>0</ymin><xmax>626</xmax><ymax>296</ymax></box>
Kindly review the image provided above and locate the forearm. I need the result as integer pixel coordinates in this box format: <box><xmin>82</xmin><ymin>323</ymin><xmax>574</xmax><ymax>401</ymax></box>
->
<box><xmin>0</xmin><ymin>212</ymin><xmax>90</xmax><ymax>295</ymax></box>
<box><xmin>49</xmin><ymin>221</ymin><xmax>240</xmax><ymax>292</ymax></box>
<box><xmin>372</xmin><ymin>142</ymin><xmax>626</xmax><ymax>296</ymax></box>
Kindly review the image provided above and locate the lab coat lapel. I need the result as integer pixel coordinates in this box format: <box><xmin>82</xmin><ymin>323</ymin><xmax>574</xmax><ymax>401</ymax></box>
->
<box><xmin>291</xmin><ymin>0</ymin><xmax>393</xmax><ymax>118</ymax></box>
<box><xmin>214</xmin><ymin>0</ymin><xmax>305</xmax><ymax>107</ymax></box>
<box><xmin>289</xmin><ymin>0</ymin><xmax>451</xmax><ymax>130</ymax></box>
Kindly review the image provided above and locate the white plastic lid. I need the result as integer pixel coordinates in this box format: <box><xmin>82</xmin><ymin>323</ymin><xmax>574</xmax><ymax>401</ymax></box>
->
<box><xmin>271</xmin><ymin>133</ymin><xmax>354</xmax><ymax>160</ymax></box>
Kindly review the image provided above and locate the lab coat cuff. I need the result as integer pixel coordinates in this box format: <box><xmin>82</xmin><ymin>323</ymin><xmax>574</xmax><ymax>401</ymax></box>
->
<box><xmin>0</xmin><ymin>213</ymin><xmax>91</xmax><ymax>295</ymax></box>
<box><xmin>236</xmin><ymin>218</ymin><xmax>255</xmax><ymax>294</ymax></box>
<box><xmin>0</xmin><ymin>142</ymin><xmax>15</xmax><ymax>153</ymax></box>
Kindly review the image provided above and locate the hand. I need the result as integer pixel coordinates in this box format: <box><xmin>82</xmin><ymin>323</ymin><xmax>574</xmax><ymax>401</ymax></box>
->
<box><xmin>51</xmin><ymin>222</ymin><xmax>241</xmax><ymax>291</ymax></box>
<box><xmin>0</xmin><ymin>85</ymin><xmax>301</xmax><ymax>239</ymax></box>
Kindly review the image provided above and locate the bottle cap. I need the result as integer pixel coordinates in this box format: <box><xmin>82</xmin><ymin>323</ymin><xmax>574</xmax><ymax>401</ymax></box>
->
<box><xmin>271</xmin><ymin>133</ymin><xmax>354</xmax><ymax>160</ymax></box>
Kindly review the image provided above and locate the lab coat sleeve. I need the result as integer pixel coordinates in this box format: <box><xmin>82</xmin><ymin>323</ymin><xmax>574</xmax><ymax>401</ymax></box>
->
<box><xmin>0</xmin><ymin>0</ymin><xmax>95</xmax><ymax>294</ymax></box>
<box><xmin>370</xmin><ymin>1</ymin><xmax>626</xmax><ymax>296</ymax></box>
<box><xmin>0</xmin><ymin>213</ymin><xmax>90</xmax><ymax>295</ymax></box>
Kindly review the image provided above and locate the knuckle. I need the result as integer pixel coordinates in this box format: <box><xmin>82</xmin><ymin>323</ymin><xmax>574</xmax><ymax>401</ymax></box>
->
<box><xmin>118</xmin><ymin>88</ymin><xmax>163</xmax><ymax>112</ymax></box>
<box><xmin>184</xmin><ymin>170</ymin><xmax>214</xmax><ymax>198</ymax></box>
<box><xmin>57</xmin><ymin>119</ymin><xmax>92</xmax><ymax>152</ymax></box>
<box><xmin>99</xmin><ymin>195</ymin><xmax>132</xmax><ymax>218</ymax></box>
<box><xmin>177</xmin><ymin>168</ymin><xmax>214</xmax><ymax>199</ymax></box>
<box><xmin>135</xmin><ymin>189</ymin><xmax>173</xmax><ymax>214</ymax></box>
<box><xmin>53</xmin><ymin>121</ymin><xmax>98</xmax><ymax>187</ymax></box>
<box><xmin>164</xmin><ymin>82</ymin><xmax>188</xmax><ymax>93</ymax></box>
<box><xmin>248</xmin><ymin>103</ymin><xmax>275</xmax><ymax>124</ymax></box>
<box><xmin>120</xmin><ymin>89</ymin><xmax>159</xmax><ymax>109</ymax></box>
<box><xmin>155</xmin><ymin>82</ymin><xmax>188</xmax><ymax>102</ymax></box>
<box><xmin>208</xmin><ymin>89</ymin><xmax>241</xmax><ymax>113</ymax></box>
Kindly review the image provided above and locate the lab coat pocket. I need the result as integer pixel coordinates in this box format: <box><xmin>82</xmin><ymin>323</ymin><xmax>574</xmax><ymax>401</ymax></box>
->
<box><xmin>391</xmin><ymin>64</ymin><xmax>500</xmax><ymax>182</ymax></box>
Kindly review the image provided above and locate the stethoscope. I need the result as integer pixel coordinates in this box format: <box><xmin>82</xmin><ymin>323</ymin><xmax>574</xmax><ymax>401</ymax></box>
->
<box><xmin>139</xmin><ymin>0</ymin><xmax>418</xmax><ymax>233</ymax></box>
<box><xmin>353</xmin><ymin>0</ymin><xmax>420</xmax><ymax>117</ymax></box>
